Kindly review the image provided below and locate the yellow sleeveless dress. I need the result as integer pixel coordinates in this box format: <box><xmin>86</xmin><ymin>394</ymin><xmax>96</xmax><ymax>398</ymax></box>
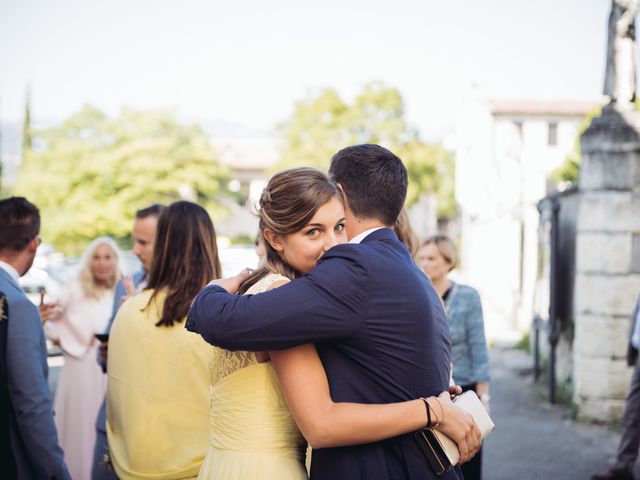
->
<box><xmin>197</xmin><ymin>273</ymin><xmax>308</xmax><ymax>480</ymax></box>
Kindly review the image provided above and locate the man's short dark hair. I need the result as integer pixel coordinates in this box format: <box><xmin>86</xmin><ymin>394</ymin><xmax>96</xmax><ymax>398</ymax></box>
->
<box><xmin>0</xmin><ymin>197</ymin><xmax>41</xmax><ymax>252</ymax></box>
<box><xmin>329</xmin><ymin>144</ymin><xmax>408</xmax><ymax>226</ymax></box>
<box><xmin>135</xmin><ymin>204</ymin><xmax>165</xmax><ymax>220</ymax></box>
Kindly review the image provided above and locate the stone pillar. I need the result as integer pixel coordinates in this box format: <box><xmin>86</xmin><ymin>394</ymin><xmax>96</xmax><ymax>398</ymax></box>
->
<box><xmin>573</xmin><ymin>105</ymin><xmax>640</xmax><ymax>422</ymax></box>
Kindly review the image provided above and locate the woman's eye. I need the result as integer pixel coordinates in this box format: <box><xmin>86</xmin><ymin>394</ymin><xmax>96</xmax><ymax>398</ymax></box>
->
<box><xmin>307</xmin><ymin>229</ymin><xmax>319</xmax><ymax>236</ymax></box>
<box><xmin>335</xmin><ymin>223</ymin><xmax>345</xmax><ymax>232</ymax></box>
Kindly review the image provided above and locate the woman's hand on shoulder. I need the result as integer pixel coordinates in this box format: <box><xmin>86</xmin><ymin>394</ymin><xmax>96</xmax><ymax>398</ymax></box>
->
<box><xmin>206</xmin><ymin>268</ymin><xmax>253</xmax><ymax>293</ymax></box>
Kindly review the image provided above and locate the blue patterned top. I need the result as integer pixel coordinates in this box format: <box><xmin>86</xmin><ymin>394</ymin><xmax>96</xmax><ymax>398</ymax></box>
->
<box><xmin>443</xmin><ymin>282</ymin><xmax>490</xmax><ymax>385</ymax></box>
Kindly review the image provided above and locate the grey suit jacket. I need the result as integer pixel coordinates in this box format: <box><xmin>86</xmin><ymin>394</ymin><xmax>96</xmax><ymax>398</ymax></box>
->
<box><xmin>0</xmin><ymin>268</ymin><xmax>70</xmax><ymax>479</ymax></box>
<box><xmin>95</xmin><ymin>270</ymin><xmax>145</xmax><ymax>433</ymax></box>
<box><xmin>627</xmin><ymin>294</ymin><xmax>640</xmax><ymax>367</ymax></box>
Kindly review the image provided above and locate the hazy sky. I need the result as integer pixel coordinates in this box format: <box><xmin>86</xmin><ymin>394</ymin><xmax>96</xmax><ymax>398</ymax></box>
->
<box><xmin>0</xmin><ymin>0</ymin><xmax>616</xmax><ymax>140</ymax></box>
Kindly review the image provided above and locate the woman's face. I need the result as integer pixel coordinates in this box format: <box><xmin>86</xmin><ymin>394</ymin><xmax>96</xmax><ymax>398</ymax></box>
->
<box><xmin>272</xmin><ymin>196</ymin><xmax>348</xmax><ymax>274</ymax></box>
<box><xmin>90</xmin><ymin>244</ymin><xmax>118</xmax><ymax>284</ymax></box>
<box><xmin>255</xmin><ymin>236</ymin><xmax>266</xmax><ymax>263</ymax></box>
<box><xmin>418</xmin><ymin>243</ymin><xmax>451</xmax><ymax>282</ymax></box>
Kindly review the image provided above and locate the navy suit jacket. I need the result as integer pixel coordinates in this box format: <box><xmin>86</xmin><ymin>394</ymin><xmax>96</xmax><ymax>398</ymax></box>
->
<box><xmin>0</xmin><ymin>291</ymin><xmax>16</xmax><ymax>478</ymax></box>
<box><xmin>0</xmin><ymin>268</ymin><xmax>70</xmax><ymax>479</ymax></box>
<box><xmin>187</xmin><ymin>228</ymin><xmax>461</xmax><ymax>480</ymax></box>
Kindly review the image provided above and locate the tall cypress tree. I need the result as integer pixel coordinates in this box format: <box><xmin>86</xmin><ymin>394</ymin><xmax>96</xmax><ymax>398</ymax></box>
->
<box><xmin>21</xmin><ymin>86</ymin><xmax>32</xmax><ymax>160</ymax></box>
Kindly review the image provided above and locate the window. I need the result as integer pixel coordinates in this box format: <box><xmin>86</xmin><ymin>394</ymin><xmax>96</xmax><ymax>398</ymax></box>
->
<box><xmin>548</xmin><ymin>122</ymin><xmax>558</xmax><ymax>146</ymax></box>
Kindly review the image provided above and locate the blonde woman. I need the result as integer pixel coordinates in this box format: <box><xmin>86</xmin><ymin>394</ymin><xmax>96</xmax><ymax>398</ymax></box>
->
<box><xmin>45</xmin><ymin>237</ymin><xmax>121</xmax><ymax>480</ymax></box>
<box><xmin>418</xmin><ymin>234</ymin><xmax>490</xmax><ymax>480</ymax></box>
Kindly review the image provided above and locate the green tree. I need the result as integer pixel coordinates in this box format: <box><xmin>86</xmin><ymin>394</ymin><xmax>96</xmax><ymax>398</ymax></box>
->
<box><xmin>550</xmin><ymin>107</ymin><xmax>601</xmax><ymax>185</ymax></box>
<box><xmin>551</xmin><ymin>101</ymin><xmax>640</xmax><ymax>184</ymax></box>
<box><xmin>16</xmin><ymin>105</ymin><xmax>232</xmax><ymax>254</ymax></box>
<box><xmin>278</xmin><ymin>82</ymin><xmax>456</xmax><ymax>218</ymax></box>
<box><xmin>22</xmin><ymin>87</ymin><xmax>33</xmax><ymax>157</ymax></box>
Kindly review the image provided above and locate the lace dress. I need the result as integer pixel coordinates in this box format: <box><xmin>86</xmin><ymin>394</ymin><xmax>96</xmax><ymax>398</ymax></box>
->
<box><xmin>197</xmin><ymin>273</ymin><xmax>308</xmax><ymax>480</ymax></box>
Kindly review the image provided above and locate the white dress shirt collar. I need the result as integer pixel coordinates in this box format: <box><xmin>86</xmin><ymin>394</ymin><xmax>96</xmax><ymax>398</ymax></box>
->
<box><xmin>349</xmin><ymin>227</ymin><xmax>385</xmax><ymax>245</ymax></box>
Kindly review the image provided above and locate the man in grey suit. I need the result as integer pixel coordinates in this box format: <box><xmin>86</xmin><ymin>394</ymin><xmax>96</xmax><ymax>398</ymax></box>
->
<box><xmin>593</xmin><ymin>294</ymin><xmax>640</xmax><ymax>480</ymax></box>
<box><xmin>91</xmin><ymin>204</ymin><xmax>163</xmax><ymax>480</ymax></box>
<box><xmin>0</xmin><ymin>196</ymin><xmax>70</xmax><ymax>479</ymax></box>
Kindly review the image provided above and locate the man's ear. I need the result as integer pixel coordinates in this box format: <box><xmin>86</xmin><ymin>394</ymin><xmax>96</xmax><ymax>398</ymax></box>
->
<box><xmin>26</xmin><ymin>236</ymin><xmax>39</xmax><ymax>254</ymax></box>
<box><xmin>335</xmin><ymin>183</ymin><xmax>352</xmax><ymax>215</ymax></box>
<box><xmin>262</xmin><ymin>228</ymin><xmax>284</xmax><ymax>252</ymax></box>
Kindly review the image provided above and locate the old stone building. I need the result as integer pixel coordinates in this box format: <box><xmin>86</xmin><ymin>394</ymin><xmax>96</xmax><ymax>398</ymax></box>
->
<box><xmin>455</xmin><ymin>94</ymin><xmax>599</xmax><ymax>340</ymax></box>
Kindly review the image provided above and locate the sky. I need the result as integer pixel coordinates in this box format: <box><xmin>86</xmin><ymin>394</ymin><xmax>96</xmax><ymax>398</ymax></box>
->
<box><xmin>0</xmin><ymin>0</ymin><xmax>615</xmax><ymax>144</ymax></box>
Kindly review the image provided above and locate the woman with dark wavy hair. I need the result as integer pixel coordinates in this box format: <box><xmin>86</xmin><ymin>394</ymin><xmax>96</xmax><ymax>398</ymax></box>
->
<box><xmin>107</xmin><ymin>201</ymin><xmax>221</xmax><ymax>480</ymax></box>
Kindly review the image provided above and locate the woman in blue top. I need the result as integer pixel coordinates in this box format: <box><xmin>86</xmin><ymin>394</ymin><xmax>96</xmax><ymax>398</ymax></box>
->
<box><xmin>418</xmin><ymin>234</ymin><xmax>490</xmax><ymax>480</ymax></box>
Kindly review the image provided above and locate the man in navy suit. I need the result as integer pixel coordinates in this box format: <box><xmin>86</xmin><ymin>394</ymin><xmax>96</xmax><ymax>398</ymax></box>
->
<box><xmin>0</xmin><ymin>197</ymin><xmax>70</xmax><ymax>479</ymax></box>
<box><xmin>187</xmin><ymin>144</ymin><xmax>479</xmax><ymax>480</ymax></box>
<box><xmin>91</xmin><ymin>204</ymin><xmax>164</xmax><ymax>480</ymax></box>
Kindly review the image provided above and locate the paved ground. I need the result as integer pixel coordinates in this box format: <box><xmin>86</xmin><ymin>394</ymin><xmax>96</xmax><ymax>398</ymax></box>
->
<box><xmin>484</xmin><ymin>345</ymin><xmax>640</xmax><ymax>480</ymax></box>
<box><xmin>48</xmin><ymin>344</ymin><xmax>640</xmax><ymax>479</ymax></box>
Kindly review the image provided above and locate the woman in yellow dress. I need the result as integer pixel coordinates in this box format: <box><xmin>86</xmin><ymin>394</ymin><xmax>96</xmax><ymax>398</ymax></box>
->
<box><xmin>107</xmin><ymin>201</ymin><xmax>222</xmax><ymax>480</ymax></box>
<box><xmin>198</xmin><ymin>168</ymin><xmax>480</xmax><ymax>479</ymax></box>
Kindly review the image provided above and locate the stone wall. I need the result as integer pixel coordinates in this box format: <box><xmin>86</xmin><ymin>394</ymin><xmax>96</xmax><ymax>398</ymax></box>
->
<box><xmin>573</xmin><ymin>106</ymin><xmax>640</xmax><ymax>422</ymax></box>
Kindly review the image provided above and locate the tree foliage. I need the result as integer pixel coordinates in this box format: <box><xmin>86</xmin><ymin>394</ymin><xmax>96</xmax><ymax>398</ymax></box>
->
<box><xmin>15</xmin><ymin>106</ymin><xmax>231</xmax><ymax>254</ymax></box>
<box><xmin>277</xmin><ymin>82</ymin><xmax>456</xmax><ymax>218</ymax></box>
<box><xmin>550</xmin><ymin>102</ymin><xmax>640</xmax><ymax>185</ymax></box>
<box><xmin>550</xmin><ymin>107</ymin><xmax>601</xmax><ymax>185</ymax></box>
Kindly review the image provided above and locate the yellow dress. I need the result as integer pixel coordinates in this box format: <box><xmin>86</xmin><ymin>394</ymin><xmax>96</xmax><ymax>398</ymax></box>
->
<box><xmin>107</xmin><ymin>289</ymin><xmax>213</xmax><ymax>480</ymax></box>
<box><xmin>198</xmin><ymin>273</ymin><xmax>308</xmax><ymax>480</ymax></box>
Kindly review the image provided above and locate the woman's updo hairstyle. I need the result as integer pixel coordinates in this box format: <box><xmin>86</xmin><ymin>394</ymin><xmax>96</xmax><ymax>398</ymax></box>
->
<box><xmin>237</xmin><ymin>167</ymin><xmax>340</xmax><ymax>294</ymax></box>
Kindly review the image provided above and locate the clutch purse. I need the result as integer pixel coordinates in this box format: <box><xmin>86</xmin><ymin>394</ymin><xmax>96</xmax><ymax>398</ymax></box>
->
<box><xmin>414</xmin><ymin>390</ymin><xmax>495</xmax><ymax>475</ymax></box>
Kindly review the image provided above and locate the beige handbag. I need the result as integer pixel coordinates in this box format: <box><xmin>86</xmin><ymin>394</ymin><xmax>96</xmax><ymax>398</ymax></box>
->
<box><xmin>414</xmin><ymin>390</ymin><xmax>495</xmax><ymax>475</ymax></box>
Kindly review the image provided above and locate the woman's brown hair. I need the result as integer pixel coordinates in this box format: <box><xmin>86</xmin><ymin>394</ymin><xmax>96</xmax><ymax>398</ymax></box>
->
<box><xmin>393</xmin><ymin>208</ymin><xmax>420</xmax><ymax>258</ymax></box>
<box><xmin>145</xmin><ymin>201</ymin><xmax>222</xmax><ymax>327</ymax></box>
<box><xmin>237</xmin><ymin>167</ymin><xmax>340</xmax><ymax>294</ymax></box>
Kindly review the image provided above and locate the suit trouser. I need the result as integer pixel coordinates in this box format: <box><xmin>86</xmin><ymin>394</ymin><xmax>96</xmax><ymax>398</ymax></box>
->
<box><xmin>92</xmin><ymin>398</ymin><xmax>118</xmax><ymax>480</ymax></box>
<box><xmin>615</xmin><ymin>356</ymin><xmax>640</xmax><ymax>471</ymax></box>
<box><xmin>461</xmin><ymin>383</ymin><xmax>482</xmax><ymax>480</ymax></box>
